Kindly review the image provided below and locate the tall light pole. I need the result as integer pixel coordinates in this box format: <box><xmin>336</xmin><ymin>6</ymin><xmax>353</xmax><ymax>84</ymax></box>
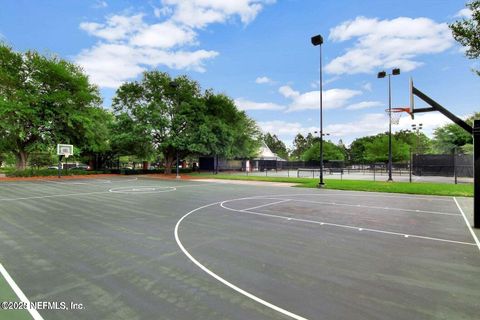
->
<box><xmin>377</xmin><ymin>68</ymin><xmax>400</xmax><ymax>181</ymax></box>
<box><xmin>411</xmin><ymin>123</ymin><xmax>423</xmax><ymax>153</ymax></box>
<box><xmin>311</xmin><ymin>34</ymin><xmax>324</xmax><ymax>187</ymax></box>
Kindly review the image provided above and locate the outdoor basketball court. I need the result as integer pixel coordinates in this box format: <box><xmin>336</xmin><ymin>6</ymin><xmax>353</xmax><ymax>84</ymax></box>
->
<box><xmin>0</xmin><ymin>176</ymin><xmax>479</xmax><ymax>320</ymax></box>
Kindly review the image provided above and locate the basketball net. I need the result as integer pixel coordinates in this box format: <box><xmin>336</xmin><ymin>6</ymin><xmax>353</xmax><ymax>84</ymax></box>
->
<box><xmin>385</xmin><ymin>107</ymin><xmax>410</xmax><ymax>125</ymax></box>
<box><xmin>386</xmin><ymin>110</ymin><xmax>402</xmax><ymax>125</ymax></box>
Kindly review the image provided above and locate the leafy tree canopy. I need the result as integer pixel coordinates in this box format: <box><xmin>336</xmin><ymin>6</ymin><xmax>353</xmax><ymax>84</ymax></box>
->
<box><xmin>291</xmin><ymin>133</ymin><xmax>317</xmax><ymax>159</ymax></box>
<box><xmin>112</xmin><ymin>71</ymin><xmax>260</xmax><ymax>173</ymax></box>
<box><xmin>302</xmin><ymin>140</ymin><xmax>346</xmax><ymax>161</ymax></box>
<box><xmin>0</xmin><ymin>44</ymin><xmax>110</xmax><ymax>169</ymax></box>
<box><xmin>348</xmin><ymin>135</ymin><xmax>377</xmax><ymax>163</ymax></box>
<box><xmin>262</xmin><ymin>132</ymin><xmax>289</xmax><ymax>159</ymax></box>
<box><xmin>363</xmin><ymin>135</ymin><xmax>410</xmax><ymax>163</ymax></box>
<box><xmin>431</xmin><ymin>112</ymin><xmax>479</xmax><ymax>153</ymax></box>
<box><xmin>449</xmin><ymin>0</ymin><xmax>480</xmax><ymax>75</ymax></box>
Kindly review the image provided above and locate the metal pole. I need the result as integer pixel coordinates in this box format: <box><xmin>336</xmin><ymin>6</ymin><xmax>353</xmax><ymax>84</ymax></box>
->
<box><xmin>176</xmin><ymin>151</ymin><xmax>180</xmax><ymax>179</ymax></box>
<box><xmin>454</xmin><ymin>147</ymin><xmax>457</xmax><ymax>185</ymax></box>
<box><xmin>319</xmin><ymin>42</ymin><xmax>324</xmax><ymax>187</ymax></box>
<box><xmin>473</xmin><ymin>119</ymin><xmax>480</xmax><ymax>228</ymax></box>
<box><xmin>388</xmin><ymin>74</ymin><xmax>393</xmax><ymax>181</ymax></box>
<box><xmin>58</xmin><ymin>156</ymin><xmax>62</xmax><ymax>178</ymax></box>
<box><xmin>409</xmin><ymin>148</ymin><xmax>412</xmax><ymax>183</ymax></box>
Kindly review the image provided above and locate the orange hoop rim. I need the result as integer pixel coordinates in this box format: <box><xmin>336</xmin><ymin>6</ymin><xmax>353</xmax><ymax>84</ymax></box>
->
<box><xmin>385</xmin><ymin>107</ymin><xmax>411</xmax><ymax>113</ymax></box>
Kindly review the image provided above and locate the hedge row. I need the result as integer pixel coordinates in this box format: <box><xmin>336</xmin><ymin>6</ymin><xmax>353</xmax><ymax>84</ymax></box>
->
<box><xmin>6</xmin><ymin>169</ymin><xmax>107</xmax><ymax>177</ymax></box>
<box><xmin>4</xmin><ymin>168</ymin><xmax>193</xmax><ymax>177</ymax></box>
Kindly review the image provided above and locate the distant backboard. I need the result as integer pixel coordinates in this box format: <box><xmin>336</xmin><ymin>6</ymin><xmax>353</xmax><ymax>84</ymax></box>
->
<box><xmin>57</xmin><ymin>144</ymin><xmax>73</xmax><ymax>157</ymax></box>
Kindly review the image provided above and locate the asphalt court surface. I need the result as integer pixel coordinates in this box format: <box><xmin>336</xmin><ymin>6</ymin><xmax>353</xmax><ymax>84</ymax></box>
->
<box><xmin>0</xmin><ymin>176</ymin><xmax>479</xmax><ymax>320</ymax></box>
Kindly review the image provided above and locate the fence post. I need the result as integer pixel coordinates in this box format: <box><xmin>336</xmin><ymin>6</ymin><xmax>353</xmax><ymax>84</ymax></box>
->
<box><xmin>409</xmin><ymin>148</ymin><xmax>412</xmax><ymax>183</ymax></box>
<box><xmin>453</xmin><ymin>147</ymin><xmax>458</xmax><ymax>184</ymax></box>
<box><xmin>373</xmin><ymin>164</ymin><xmax>376</xmax><ymax>181</ymax></box>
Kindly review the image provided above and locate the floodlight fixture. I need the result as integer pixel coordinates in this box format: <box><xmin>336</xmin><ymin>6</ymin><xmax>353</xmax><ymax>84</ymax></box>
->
<box><xmin>311</xmin><ymin>35</ymin><xmax>323</xmax><ymax>46</ymax></box>
<box><xmin>377</xmin><ymin>71</ymin><xmax>386</xmax><ymax>78</ymax></box>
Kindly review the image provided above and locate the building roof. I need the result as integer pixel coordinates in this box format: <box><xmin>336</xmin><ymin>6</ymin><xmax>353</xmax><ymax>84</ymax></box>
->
<box><xmin>252</xmin><ymin>142</ymin><xmax>287</xmax><ymax>161</ymax></box>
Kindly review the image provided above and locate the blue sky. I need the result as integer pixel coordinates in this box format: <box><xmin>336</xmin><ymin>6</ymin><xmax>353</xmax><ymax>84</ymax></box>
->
<box><xmin>1</xmin><ymin>0</ymin><xmax>479</xmax><ymax>147</ymax></box>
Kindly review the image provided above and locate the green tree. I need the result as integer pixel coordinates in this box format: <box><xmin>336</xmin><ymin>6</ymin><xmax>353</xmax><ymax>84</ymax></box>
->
<box><xmin>0</xmin><ymin>44</ymin><xmax>109</xmax><ymax>169</ymax></box>
<box><xmin>291</xmin><ymin>133</ymin><xmax>318</xmax><ymax>159</ymax></box>
<box><xmin>431</xmin><ymin>113</ymin><xmax>479</xmax><ymax>153</ymax></box>
<box><xmin>348</xmin><ymin>136</ymin><xmax>376</xmax><ymax>163</ymax></box>
<box><xmin>113</xmin><ymin>72</ymin><xmax>204</xmax><ymax>173</ymax></box>
<box><xmin>302</xmin><ymin>140</ymin><xmax>345</xmax><ymax>161</ymax></box>
<box><xmin>113</xmin><ymin>71</ymin><xmax>260</xmax><ymax>173</ymax></box>
<box><xmin>263</xmin><ymin>132</ymin><xmax>289</xmax><ymax>159</ymax></box>
<box><xmin>291</xmin><ymin>134</ymin><xmax>307</xmax><ymax>159</ymax></box>
<box><xmin>449</xmin><ymin>0</ymin><xmax>480</xmax><ymax>75</ymax></box>
<box><xmin>110</xmin><ymin>112</ymin><xmax>154</xmax><ymax>159</ymax></box>
<box><xmin>363</xmin><ymin>135</ymin><xmax>410</xmax><ymax>162</ymax></box>
<box><xmin>201</xmin><ymin>91</ymin><xmax>261</xmax><ymax>160</ymax></box>
<box><xmin>394</xmin><ymin>129</ymin><xmax>431</xmax><ymax>153</ymax></box>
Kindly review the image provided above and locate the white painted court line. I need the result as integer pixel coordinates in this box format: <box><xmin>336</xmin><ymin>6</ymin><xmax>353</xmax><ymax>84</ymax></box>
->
<box><xmin>279</xmin><ymin>198</ymin><xmax>460</xmax><ymax>217</ymax></box>
<box><xmin>453</xmin><ymin>197</ymin><xmax>480</xmax><ymax>252</ymax></box>
<box><xmin>174</xmin><ymin>200</ymin><xmax>310</xmax><ymax>320</ymax></box>
<box><xmin>108</xmin><ymin>186</ymin><xmax>176</xmax><ymax>194</ymax></box>
<box><xmin>172</xmin><ymin>183</ymin><xmax>216</xmax><ymax>188</ymax></box>
<box><xmin>0</xmin><ymin>262</ymin><xmax>44</xmax><ymax>320</ymax></box>
<box><xmin>40</xmin><ymin>179</ymin><xmax>112</xmax><ymax>185</ymax></box>
<box><xmin>0</xmin><ymin>191</ymin><xmax>109</xmax><ymax>202</ymax></box>
<box><xmin>316</xmin><ymin>189</ymin><xmax>453</xmax><ymax>202</ymax></box>
<box><xmin>40</xmin><ymin>177</ymin><xmax>139</xmax><ymax>185</ymax></box>
<box><xmin>0</xmin><ymin>182</ymin><xmax>212</xmax><ymax>202</ymax></box>
<box><xmin>242</xmin><ymin>199</ymin><xmax>291</xmax><ymax>212</ymax></box>
<box><xmin>220</xmin><ymin>202</ymin><xmax>476</xmax><ymax>247</ymax></box>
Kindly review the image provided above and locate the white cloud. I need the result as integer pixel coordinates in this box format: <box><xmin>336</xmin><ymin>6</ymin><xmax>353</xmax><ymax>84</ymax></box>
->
<box><xmin>326</xmin><ymin>16</ymin><xmax>454</xmax><ymax>75</ymax></box>
<box><xmin>346</xmin><ymin>101</ymin><xmax>383</xmax><ymax>110</ymax></box>
<box><xmin>455</xmin><ymin>8</ymin><xmax>472</xmax><ymax>18</ymax></box>
<box><xmin>255</xmin><ymin>76</ymin><xmax>273</xmax><ymax>84</ymax></box>
<box><xmin>93</xmin><ymin>1</ymin><xmax>108</xmax><ymax>9</ymax></box>
<box><xmin>76</xmin><ymin>43</ymin><xmax>217</xmax><ymax>88</ymax></box>
<box><xmin>259</xmin><ymin>109</ymin><xmax>454</xmax><ymax>146</ymax></box>
<box><xmin>279</xmin><ymin>85</ymin><xmax>362</xmax><ymax>111</ymax></box>
<box><xmin>235</xmin><ymin>98</ymin><xmax>284</xmax><ymax>111</ymax></box>
<box><xmin>258</xmin><ymin>120</ymin><xmax>317</xmax><ymax>145</ymax></box>
<box><xmin>395</xmin><ymin>111</ymin><xmax>451</xmax><ymax>137</ymax></box>
<box><xmin>77</xmin><ymin>1</ymin><xmax>274</xmax><ymax>88</ymax></box>
<box><xmin>130</xmin><ymin>21</ymin><xmax>197</xmax><ymax>48</ymax></box>
<box><xmin>163</xmin><ymin>0</ymin><xmax>275</xmax><ymax>28</ymax></box>
<box><xmin>154</xmin><ymin>6</ymin><xmax>173</xmax><ymax>18</ymax></box>
<box><xmin>326</xmin><ymin>113</ymin><xmax>386</xmax><ymax>139</ymax></box>
<box><xmin>80</xmin><ymin>14</ymin><xmax>144</xmax><ymax>42</ymax></box>
<box><xmin>323</xmin><ymin>110</ymin><xmax>451</xmax><ymax>145</ymax></box>
<box><xmin>278</xmin><ymin>85</ymin><xmax>299</xmax><ymax>98</ymax></box>
<box><xmin>362</xmin><ymin>82</ymin><xmax>372</xmax><ymax>92</ymax></box>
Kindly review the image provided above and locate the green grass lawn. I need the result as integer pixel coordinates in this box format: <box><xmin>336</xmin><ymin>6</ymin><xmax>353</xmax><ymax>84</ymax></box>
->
<box><xmin>0</xmin><ymin>274</ymin><xmax>32</xmax><ymax>320</ymax></box>
<box><xmin>190</xmin><ymin>173</ymin><xmax>473</xmax><ymax>197</ymax></box>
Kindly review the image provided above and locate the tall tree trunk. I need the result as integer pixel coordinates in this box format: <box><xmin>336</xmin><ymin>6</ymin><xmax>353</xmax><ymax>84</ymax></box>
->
<box><xmin>15</xmin><ymin>151</ymin><xmax>28</xmax><ymax>170</ymax></box>
<box><xmin>164</xmin><ymin>155</ymin><xmax>174</xmax><ymax>174</ymax></box>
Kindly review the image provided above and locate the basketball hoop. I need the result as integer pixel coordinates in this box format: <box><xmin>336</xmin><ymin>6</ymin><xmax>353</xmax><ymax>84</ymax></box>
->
<box><xmin>64</xmin><ymin>153</ymin><xmax>71</xmax><ymax>159</ymax></box>
<box><xmin>385</xmin><ymin>107</ymin><xmax>410</xmax><ymax>125</ymax></box>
